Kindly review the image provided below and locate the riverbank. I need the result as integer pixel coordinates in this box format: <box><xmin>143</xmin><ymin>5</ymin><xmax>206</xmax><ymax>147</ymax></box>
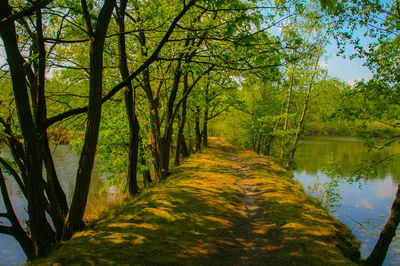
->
<box><xmin>33</xmin><ymin>138</ymin><xmax>360</xmax><ymax>265</ymax></box>
<box><xmin>305</xmin><ymin>120</ymin><xmax>400</xmax><ymax>137</ymax></box>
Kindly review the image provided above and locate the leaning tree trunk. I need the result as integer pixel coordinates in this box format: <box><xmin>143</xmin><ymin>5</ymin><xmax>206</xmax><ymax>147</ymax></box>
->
<box><xmin>65</xmin><ymin>0</ymin><xmax>115</xmax><ymax>238</ymax></box>
<box><xmin>287</xmin><ymin>31</ymin><xmax>328</xmax><ymax>169</ymax></box>
<box><xmin>280</xmin><ymin>67</ymin><xmax>294</xmax><ymax>162</ymax></box>
<box><xmin>365</xmin><ymin>184</ymin><xmax>400</xmax><ymax>265</ymax></box>
<box><xmin>117</xmin><ymin>0</ymin><xmax>139</xmax><ymax>196</ymax></box>
<box><xmin>0</xmin><ymin>169</ymin><xmax>34</xmax><ymax>259</ymax></box>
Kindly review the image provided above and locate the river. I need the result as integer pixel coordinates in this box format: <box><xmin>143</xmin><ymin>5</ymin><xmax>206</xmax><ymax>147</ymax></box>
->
<box><xmin>294</xmin><ymin>136</ymin><xmax>400</xmax><ymax>265</ymax></box>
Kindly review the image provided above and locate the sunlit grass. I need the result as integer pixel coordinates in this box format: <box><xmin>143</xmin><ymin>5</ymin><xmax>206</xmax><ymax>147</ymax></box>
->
<box><xmin>32</xmin><ymin>137</ymin><xmax>359</xmax><ymax>265</ymax></box>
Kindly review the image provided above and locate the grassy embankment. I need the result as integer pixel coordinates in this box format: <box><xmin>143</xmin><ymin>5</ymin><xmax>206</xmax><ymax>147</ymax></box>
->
<box><xmin>33</xmin><ymin>138</ymin><xmax>360</xmax><ymax>265</ymax></box>
<box><xmin>306</xmin><ymin>120</ymin><xmax>400</xmax><ymax>137</ymax></box>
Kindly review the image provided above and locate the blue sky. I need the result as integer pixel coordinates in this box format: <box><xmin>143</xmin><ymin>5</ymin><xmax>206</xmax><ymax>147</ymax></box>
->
<box><xmin>322</xmin><ymin>42</ymin><xmax>373</xmax><ymax>85</ymax></box>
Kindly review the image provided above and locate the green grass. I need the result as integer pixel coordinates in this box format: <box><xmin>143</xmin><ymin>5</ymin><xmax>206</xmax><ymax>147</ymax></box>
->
<box><xmin>33</xmin><ymin>138</ymin><xmax>359</xmax><ymax>265</ymax></box>
<box><xmin>236</xmin><ymin>149</ymin><xmax>360</xmax><ymax>264</ymax></box>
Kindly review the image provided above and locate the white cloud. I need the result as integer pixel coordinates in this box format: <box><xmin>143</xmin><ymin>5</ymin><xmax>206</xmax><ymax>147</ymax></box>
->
<box><xmin>318</xmin><ymin>60</ymin><xmax>329</xmax><ymax>68</ymax></box>
<box><xmin>375</xmin><ymin>177</ymin><xmax>397</xmax><ymax>199</ymax></box>
<box><xmin>346</xmin><ymin>78</ymin><xmax>365</xmax><ymax>86</ymax></box>
<box><xmin>354</xmin><ymin>198</ymin><xmax>374</xmax><ymax>210</ymax></box>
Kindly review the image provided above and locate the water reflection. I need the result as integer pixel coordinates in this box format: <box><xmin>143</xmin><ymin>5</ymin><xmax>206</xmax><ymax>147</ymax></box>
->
<box><xmin>294</xmin><ymin>136</ymin><xmax>400</xmax><ymax>265</ymax></box>
<box><xmin>296</xmin><ymin>136</ymin><xmax>400</xmax><ymax>182</ymax></box>
<box><xmin>0</xmin><ymin>145</ymin><xmax>105</xmax><ymax>265</ymax></box>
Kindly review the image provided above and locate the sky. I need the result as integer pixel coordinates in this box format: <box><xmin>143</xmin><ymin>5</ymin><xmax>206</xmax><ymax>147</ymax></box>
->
<box><xmin>322</xmin><ymin>42</ymin><xmax>373</xmax><ymax>86</ymax></box>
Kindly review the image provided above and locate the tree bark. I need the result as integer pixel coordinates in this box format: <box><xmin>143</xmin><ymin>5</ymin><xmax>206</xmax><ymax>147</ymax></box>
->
<box><xmin>263</xmin><ymin>101</ymin><xmax>285</xmax><ymax>155</ymax></box>
<box><xmin>287</xmin><ymin>36</ymin><xmax>326</xmax><ymax>168</ymax></box>
<box><xmin>181</xmin><ymin>135</ymin><xmax>190</xmax><ymax>157</ymax></box>
<box><xmin>287</xmin><ymin>73</ymin><xmax>312</xmax><ymax>168</ymax></box>
<box><xmin>195</xmin><ymin>107</ymin><xmax>201</xmax><ymax>150</ymax></box>
<box><xmin>0</xmin><ymin>1</ymin><xmax>55</xmax><ymax>256</ymax></box>
<box><xmin>35</xmin><ymin>9</ymin><xmax>68</xmax><ymax>239</ymax></box>
<box><xmin>256</xmin><ymin>132</ymin><xmax>264</xmax><ymax>154</ymax></box>
<box><xmin>175</xmin><ymin>74</ymin><xmax>189</xmax><ymax>166</ymax></box>
<box><xmin>141</xmin><ymin>156</ymin><xmax>152</xmax><ymax>188</ymax></box>
<box><xmin>0</xmin><ymin>169</ymin><xmax>34</xmax><ymax>260</ymax></box>
<box><xmin>202</xmin><ymin>83</ymin><xmax>209</xmax><ymax>147</ymax></box>
<box><xmin>65</xmin><ymin>0</ymin><xmax>115</xmax><ymax>238</ymax></box>
<box><xmin>280</xmin><ymin>66</ymin><xmax>294</xmax><ymax>162</ymax></box>
<box><xmin>117</xmin><ymin>0</ymin><xmax>139</xmax><ymax>196</ymax></box>
<box><xmin>365</xmin><ymin>184</ymin><xmax>400</xmax><ymax>265</ymax></box>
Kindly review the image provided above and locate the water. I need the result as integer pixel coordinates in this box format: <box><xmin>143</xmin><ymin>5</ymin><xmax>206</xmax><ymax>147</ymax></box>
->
<box><xmin>293</xmin><ymin>136</ymin><xmax>400</xmax><ymax>265</ymax></box>
<box><xmin>0</xmin><ymin>145</ymin><xmax>105</xmax><ymax>265</ymax></box>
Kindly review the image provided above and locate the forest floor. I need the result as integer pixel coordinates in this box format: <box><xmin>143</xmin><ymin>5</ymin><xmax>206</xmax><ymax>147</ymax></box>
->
<box><xmin>33</xmin><ymin>138</ymin><xmax>360</xmax><ymax>265</ymax></box>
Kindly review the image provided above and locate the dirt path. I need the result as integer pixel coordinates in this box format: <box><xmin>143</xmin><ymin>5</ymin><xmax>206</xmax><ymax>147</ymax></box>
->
<box><xmin>205</xmin><ymin>145</ymin><xmax>283</xmax><ymax>265</ymax></box>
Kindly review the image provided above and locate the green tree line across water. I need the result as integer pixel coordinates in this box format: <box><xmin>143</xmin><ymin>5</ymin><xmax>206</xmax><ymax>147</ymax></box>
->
<box><xmin>1</xmin><ymin>0</ymin><xmax>400</xmax><ymax>264</ymax></box>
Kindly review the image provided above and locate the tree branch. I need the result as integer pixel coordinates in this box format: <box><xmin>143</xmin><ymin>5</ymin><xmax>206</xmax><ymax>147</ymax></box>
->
<box><xmin>0</xmin><ymin>225</ymin><xmax>12</xmax><ymax>235</ymax></box>
<box><xmin>80</xmin><ymin>0</ymin><xmax>94</xmax><ymax>37</ymax></box>
<box><xmin>0</xmin><ymin>157</ymin><xmax>26</xmax><ymax>197</ymax></box>
<box><xmin>171</xmin><ymin>66</ymin><xmax>214</xmax><ymax>124</ymax></box>
<box><xmin>0</xmin><ymin>0</ymin><xmax>53</xmax><ymax>27</ymax></box>
<box><xmin>44</xmin><ymin>0</ymin><xmax>197</xmax><ymax>128</ymax></box>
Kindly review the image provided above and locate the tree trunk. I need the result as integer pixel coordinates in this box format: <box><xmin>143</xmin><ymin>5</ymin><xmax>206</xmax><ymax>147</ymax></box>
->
<box><xmin>159</xmin><ymin>139</ymin><xmax>170</xmax><ymax>179</ymax></box>
<box><xmin>0</xmin><ymin>169</ymin><xmax>35</xmax><ymax>260</ymax></box>
<box><xmin>137</xmin><ymin>30</ymin><xmax>163</xmax><ymax>181</ymax></box>
<box><xmin>264</xmin><ymin>102</ymin><xmax>285</xmax><ymax>155</ymax></box>
<box><xmin>142</xmin><ymin>156</ymin><xmax>152</xmax><ymax>188</ymax></box>
<box><xmin>175</xmin><ymin>75</ymin><xmax>189</xmax><ymax>166</ymax></box>
<box><xmin>148</xmin><ymin>103</ymin><xmax>163</xmax><ymax>181</ymax></box>
<box><xmin>181</xmin><ymin>135</ymin><xmax>190</xmax><ymax>158</ymax></box>
<box><xmin>42</xmin><ymin>140</ymin><xmax>68</xmax><ymax>217</ymax></box>
<box><xmin>65</xmin><ymin>0</ymin><xmax>115</xmax><ymax>238</ymax></box>
<box><xmin>365</xmin><ymin>184</ymin><xmax>400</xmax><ymax>265</ymax></box>
<box><xmin>117</xmin><ymin>0</ymin><xmax>139</xmax><ymax>196</ymax></box>
<box><xmin>280</xmin><ymin>67</ymin><xmax>294</xmax><ymax>162</ymax></box>
<box><xmin>35</xmin><ymin>10</ymin><xmax>68</xmax><ymax>238</ymax></box>
<box><xmin>286</xmin><ymin>79</ymin><xmax>311</xmax><ymax>169</ymax></box>
<box><xmin>287</xmin><ymin>32</ymin><xmax>328</xmax><ymax>169</ymax></box>
<box><xmin>41</xmin><ymin>138</ymin><xmax>67</xmax><ymax>240</ymax></box>
<box><xmin>124</xmin><ymin>102</ymin><xmax>140</xmax><ymax>195</ymax></box>
<box><xmin>0</xmin><ymin>2</ymin><xmax>55</xmax><ymax>256</ymax></box>
<box><xmin>159</xmin><ymin>55</ymin><xmax>184</xmax><ymax>179</ymax></box>
<box><xmin>202</xmin><ymin>83</ymin><xmax>209</xmax><ymax>147</ymax></box>
<box><xmin>195</xmin><ymin>107</ymin><xmax>201</xmax><ymax>150</ymax></box>
<box><xmin>138</xmin><ymin>136</ymin><xmax>152</xmax><ymax>187</ymax></box>
<box><xmin>256</xmin><ymin>133</ymin><xmax>264</xmax><ymax>154</ymax></box>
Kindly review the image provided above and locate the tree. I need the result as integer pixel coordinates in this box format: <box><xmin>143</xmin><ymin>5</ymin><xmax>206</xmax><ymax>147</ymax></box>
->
<box><xmin>115</xmin><ymin>0</ymin><xmax>140</xmax><ymax>196</ymax></box>
<box><xmin>322</xmin><ymin>1</ymin><xmax>400</xmax><ymax>263</ymax></box>
<box><xmin>0</xmin><ymin>0</ymin><xmax>196</xmax><ymax>258</ymax></box>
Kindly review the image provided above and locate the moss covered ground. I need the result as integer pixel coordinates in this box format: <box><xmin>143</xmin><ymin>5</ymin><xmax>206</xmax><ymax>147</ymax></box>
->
<box><xmin>33</xmin><ymin>137</ymin><xmax>360</xmax><ymax>265</ymax></box>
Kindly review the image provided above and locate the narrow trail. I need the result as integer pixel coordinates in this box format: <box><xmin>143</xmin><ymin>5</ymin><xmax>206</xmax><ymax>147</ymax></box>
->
<box><xmin>206</xmin><ymin>144</ymin><xmax>283</xmax><ymax>265</ymax></box>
